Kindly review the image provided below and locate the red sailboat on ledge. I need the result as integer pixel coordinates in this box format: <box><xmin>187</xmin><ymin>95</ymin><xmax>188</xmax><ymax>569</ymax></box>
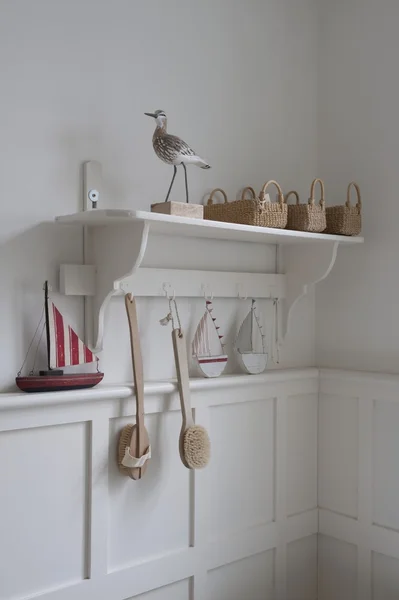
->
<box><xmin>16</xmin><ymin>282</ymin><xmax>104</xmax><ymax>393</ymax></box>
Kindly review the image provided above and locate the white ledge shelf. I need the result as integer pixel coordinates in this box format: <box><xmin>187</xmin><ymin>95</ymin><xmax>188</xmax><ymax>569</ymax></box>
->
<box><xmin>55</xmin><ymin>162</ymin><xmax>364</xmax><ymax>353</ymax></box>
<box><xmin>56</xmin><ymin>208</ymin><xmax>363</xmax><ymax>246</ymax></box>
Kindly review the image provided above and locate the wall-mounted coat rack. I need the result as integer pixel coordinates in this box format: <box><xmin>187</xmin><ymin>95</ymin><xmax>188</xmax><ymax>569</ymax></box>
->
<box><xmin>56</xmin><ymin>161</ymin><xmax>363</xmax><ymax>353</ymax></box>
<box><xmin>61</xmin><ymin>266</ymin><xmax>286</xmax><ymax>302</ymax></box>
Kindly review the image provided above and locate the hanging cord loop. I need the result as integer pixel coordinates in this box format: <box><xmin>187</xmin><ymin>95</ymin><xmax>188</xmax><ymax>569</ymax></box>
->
<box><xmin>160</xmin><ymin>297</ymin><xmax>183</xmax><ymax>337</ymax></box>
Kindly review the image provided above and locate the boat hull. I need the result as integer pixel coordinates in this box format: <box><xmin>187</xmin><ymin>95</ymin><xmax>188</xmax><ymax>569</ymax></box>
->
<box><xmin>237</xmin><ymin>352</ymin><xmax>268</xmax><ymax>375</ymax></box>
<box><xmin>16</xmin><ymin>372</ymin><xmax>104</xmax><ymax>393</ymax></box>
<box><xmin>195</xmin><ymin>355</ymin><xmax>228</xmax><ymax>378</ymax></box>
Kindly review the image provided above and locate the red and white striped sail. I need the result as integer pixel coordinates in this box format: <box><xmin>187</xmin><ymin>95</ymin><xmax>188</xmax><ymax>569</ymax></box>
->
<box><xmin>48</xmin><ymin>302</ymin><xmax>97</xmax><ymax>369</ymax></box>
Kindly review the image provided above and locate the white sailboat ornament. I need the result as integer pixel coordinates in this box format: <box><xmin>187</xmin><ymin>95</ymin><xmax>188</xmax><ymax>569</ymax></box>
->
<box><xmin>235</xmin><ymin>299</ymin><xmax>268</xmax><ymax>375</ymax></box>
<box><xmin>192</xmin><ymin>299</ymin><xmax>228</xmax><ymax>378</ymax></box>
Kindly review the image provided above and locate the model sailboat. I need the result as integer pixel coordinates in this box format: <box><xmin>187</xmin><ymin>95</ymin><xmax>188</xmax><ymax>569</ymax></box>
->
<box><xmin>192</xmin><ymin>300</ymin><xmax>228</xmax><ymax>378</ymax></box>
<box><xmin>235</xmin><ymin>299</ymin><xmax>268</xmax><ymax>374</ymax></box>
<box><xmin>16</xmin><ymin>282</ymin><xmax>104</xmax><ymax>393</ymax></box>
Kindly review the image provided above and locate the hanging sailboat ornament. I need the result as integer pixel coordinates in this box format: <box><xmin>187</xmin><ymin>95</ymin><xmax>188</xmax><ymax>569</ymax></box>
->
<box><xmin>16</xmin><ymin>282</ymin><xmax>104</xmax><ymax>393</ymax></box>
<box><xmin>192</xmin><ymin>300</ymin><xmax>228</xmax><ymax>378</ymax></box>
<box><xmin>235</xmin><ymin>299</ymin><xmax>268</xmax><ymax>375</ymax></box>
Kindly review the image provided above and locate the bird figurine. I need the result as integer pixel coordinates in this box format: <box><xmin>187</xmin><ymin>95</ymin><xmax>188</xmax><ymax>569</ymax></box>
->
<box><xmin>144</xmin><ymin>110</ymin><xmax>211</xmax><ymax>204</ymax></box>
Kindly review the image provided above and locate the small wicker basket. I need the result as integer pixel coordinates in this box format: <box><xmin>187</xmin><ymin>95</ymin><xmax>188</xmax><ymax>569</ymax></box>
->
<box><xmin>286</xmin><ymin>179</ymin><xmax>327</xmax><ymax>233</ymax></box>
<box><xmin>203</xmin><ymin>188</ymin><xmax>233</xmax><ymax>223</ymax></box>
<box><xmin>325</xmin><ymin>182</ymin><xmax>362</xmax><ymax>236</ymax></box>
<box><xmin>204</xmin><ymin>182</ymin><xmax>287</xmax><ymax>229</ymax></box>
<box><xmin>257</xmin><ymin>180</ymin><xmax>287</xmax><ymax>229</ymax></box>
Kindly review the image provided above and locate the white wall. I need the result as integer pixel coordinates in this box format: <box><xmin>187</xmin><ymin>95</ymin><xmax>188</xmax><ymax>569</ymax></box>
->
<box><xmin>0</xmin><ymin>0</ymin><xmax>319</xmax><ymax>390</ymax></box>
<box><xmin>319</xmin><ymin>370</ymin><xmax>399</xmax><ymax>600</ymax></box>
<box><xmin>316</xmin><ymin>0</ymin><xmax>399</xmax><ymax>373</ymax></box>
<box><xmin>316</xmin><ymin>6</ymin><xmax>399</xmax><ymax>594</ymax></box>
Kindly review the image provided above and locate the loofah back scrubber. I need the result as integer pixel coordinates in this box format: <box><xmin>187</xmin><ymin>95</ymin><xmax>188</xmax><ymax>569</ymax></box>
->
<box><xmin>183</xmin><ymin>424</ymin><xmax>210</xmax><ymax>469</ymax></box>
<box><xmin>172</xmin><ymin>327</ymin><xmax>211</xmax><ymax>470</ymax></box>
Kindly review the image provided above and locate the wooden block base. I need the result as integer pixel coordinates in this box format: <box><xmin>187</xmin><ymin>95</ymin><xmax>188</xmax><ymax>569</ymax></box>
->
<box><xmin>151</xmin><ymin>201</ymin><xmax>204</xmax><ymax>219</ymax></box>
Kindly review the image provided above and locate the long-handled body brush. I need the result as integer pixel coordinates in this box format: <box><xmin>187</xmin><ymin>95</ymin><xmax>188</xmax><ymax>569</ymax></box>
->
<box><xmin>118</xmin><ymin>294</ymin><xmax>151</xmax><ymax>480</ymax></box>
<box><xmin>172</xmin><ymin>328</ymin><xmax>210</xmax><ymax>469</ymax></box>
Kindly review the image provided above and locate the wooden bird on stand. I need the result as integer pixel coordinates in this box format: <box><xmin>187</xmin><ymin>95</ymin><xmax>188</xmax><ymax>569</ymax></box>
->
<box><xmin>145</xmin><ymin>110</ymin><xmax>211</xmax><ymax>204</ymax></box>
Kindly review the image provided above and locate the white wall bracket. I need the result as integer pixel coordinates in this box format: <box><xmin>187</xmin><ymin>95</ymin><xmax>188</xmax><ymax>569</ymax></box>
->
<box><xmin>83</xmin><ymin>219</ymin><xmax>149</xmax><ymax>351</ymax></box>
<box><xmin>56</xmin><ymin>161</ymin><xmax>363</xmax><ymax>353</ymax></box>
<box><xmin>281</xmin><ymin>241</ymin><xmax>340</xmax><ymax>342</ymax></box>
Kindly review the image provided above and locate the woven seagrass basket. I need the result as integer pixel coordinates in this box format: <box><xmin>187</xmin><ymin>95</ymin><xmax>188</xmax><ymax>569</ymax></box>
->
<box><xmin>286</xmin><ymin>178</ymin><xmax>326</xmax><ymax>233</ymax></box>
<box><xmin>325</xmin><ymin>182</ymin><xmax>362</xmax><ymax>236</ymax></box>
<box><xmin>257</xmin><ymin>180</ymin><xmax>287</xmax><ymax>229</ymax></box>
<box><xmin>204</xmin><ymin>183</ymin><xmax>287</xmax><ymax>228</ymax></box>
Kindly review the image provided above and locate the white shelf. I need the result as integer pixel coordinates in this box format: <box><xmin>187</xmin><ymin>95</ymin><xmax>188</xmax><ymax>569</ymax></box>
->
<box><xmin>56</xmin><ymin>208</ymin><xmax>364</xmax><ymax>246</ymax></box>
<box><xmin>55</xmin><ymin>162</ymin><xmax>364</xmax><ymax>353</ymax></box>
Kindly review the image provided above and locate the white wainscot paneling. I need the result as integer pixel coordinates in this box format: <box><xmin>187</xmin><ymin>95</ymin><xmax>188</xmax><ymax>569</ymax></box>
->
<box><xmin>372</xmin><ymin>552</ymin><xmax>399</xmax><ymax>600</ymax></box>
<box><xmin>287</xmin><ymin>535</ymin><xmax>318</xmax><ymax>600</ymax></box>
<box><xmin>286</xmin><ymin>395</ymin><xmax>318</xmax><ymax>516</ymax></box>
<box><xmin>108</xmin><ymin>411</ymin><xmax>190</xmax><ymax>570</ymax></box>
<box><xmin>208</xmin><ymin>549</ymin><xmax>275</xmax><ymax>600</ymax></box>
<box><xmin>318</xmin><ymin>392</ymin><xmax>359</xmax><ymax>518</ymax></box>
<box><xmin>319</xmin><ymin>370</ymin><xmax>399</xmax><ymax>600</ymax></box>
<box><xmin>127</xmin><ymin>578</ymin><xmax>191</xmax><ymax>600</ymax></box>
<box><xmin>318</xmin><ymin>535</ymin><xmax>357</xmax><ymax>600</ymax></box>
<box><xmin>0</xmin><ymin>422</ymin><xmax>88</xmax><ymax>600</ymax></box>
<box><xmin>0</xmin><ymin>369</ymin><xmax>318</xmax><ymax>600</ymax></box>
<box><xmin>373</xmin><ymin>399</ymin><xmax>399</xmax><ymax>532</ymax></box>
<box><xmin>208</xmin><ymin>398</ymin><xmax>275</xmax><ymax>539</ymax></box>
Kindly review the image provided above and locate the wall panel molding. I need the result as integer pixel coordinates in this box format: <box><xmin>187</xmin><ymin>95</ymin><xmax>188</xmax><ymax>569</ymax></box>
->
<box><xmin>319</xmin><ymin>369</ymin><xmax>399</xmax><ymax>600</ymax></box>
<box><xmin>0</xmin><ymin>370</ymin><xmax>318</xmax><ymax>600</ymax></box>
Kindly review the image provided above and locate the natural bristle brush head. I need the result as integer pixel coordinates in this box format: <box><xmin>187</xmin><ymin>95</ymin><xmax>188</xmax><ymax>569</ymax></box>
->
<box><xmin>171</xmin><ymin>325</ymin><xmax>211</xmax><ymax>470</ymax></box>
<box><xmin>118</xmin><ymin>424</ymin><xmax>135</xmax><ymax>479</ymax></box>
<box><xmin>182</xmin><ymin>424</ymin><xmax>211</xmax><ymax>469</ymax></box>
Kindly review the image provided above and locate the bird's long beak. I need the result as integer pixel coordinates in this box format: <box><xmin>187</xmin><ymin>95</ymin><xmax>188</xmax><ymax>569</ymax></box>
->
<box><xmin>144</xmin><ymin>112</ymin><xmax>156</xmax><ymax>118</ymax></box>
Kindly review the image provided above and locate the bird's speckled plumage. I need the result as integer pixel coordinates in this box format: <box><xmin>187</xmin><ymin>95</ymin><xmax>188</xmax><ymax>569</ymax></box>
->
<box><xmin>148</xmin><ymin>110</ymin><xmax>211</xmax><ymax>169</ymax></box>
<box><xmin>153</xmin><ymin>131</ymin><xmax>195</xmax><ymax>164</ymax></box>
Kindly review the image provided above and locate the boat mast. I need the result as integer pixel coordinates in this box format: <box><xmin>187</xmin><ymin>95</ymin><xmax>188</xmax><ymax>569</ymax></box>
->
<box><xmin>251</xmin><ymin>299</ymin><xmax>255</xmax><ymax>352</ymax></box>
<box><xmin>44</xmin><ymin>281</ymin><xmax>51</xmax><ymax>370</ymax></box>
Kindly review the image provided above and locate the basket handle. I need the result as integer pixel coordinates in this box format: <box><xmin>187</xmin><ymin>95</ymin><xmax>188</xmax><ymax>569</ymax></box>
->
<box><xmin>346</xmin><ymin>182</ymin><xmax>361</xmax><ymax>208</ymax></box>
<box><xmin>285</xmin><ymin>190</ymin><xmax>300</xmax><ymax>205</ymax></box>
<box><xmin>309</xmin><ymin>178</ymin><xmax>325</xmax><ymax>207</ymax></box>
<box><xmin>241</xmin><ymin>186</ymin><xmax>257</xmax><ymax>201</ymax></box>
<box><xmin>259</xmin><ymin>180</ymin><xmax>285</xmax><ymax>205</ymax></box>
<box><xmin>207</xmin><ymin>188</ymin><xmax>228</xmax><ymax>206</ymax></box>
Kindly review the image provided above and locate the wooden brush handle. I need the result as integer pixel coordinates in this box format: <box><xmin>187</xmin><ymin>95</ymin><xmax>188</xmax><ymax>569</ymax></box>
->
<box><xmin>125</xmin><ymin>294</ymin><xmax>145</xmax><ymax>453</ymax></box>
<box><xmin>172</xmin><ymin>329</ymin><xmax>194</xmax><ymax>429</ymax></box>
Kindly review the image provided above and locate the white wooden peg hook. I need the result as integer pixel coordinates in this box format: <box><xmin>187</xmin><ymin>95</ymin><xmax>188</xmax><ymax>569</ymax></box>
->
<box><xmin>237</xmin><ymin>284</ymin><xmax>248</xmax><ymax>301</ymax></box>
<box><xmin>162</xmin><ymin>283</ymin><xmax>175</xmax><ymax>301</ymax></box>
<box><xmin>202</xmin><ymin>285</ymin><xmax>213</xmax><ymax>301</ymax></box>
